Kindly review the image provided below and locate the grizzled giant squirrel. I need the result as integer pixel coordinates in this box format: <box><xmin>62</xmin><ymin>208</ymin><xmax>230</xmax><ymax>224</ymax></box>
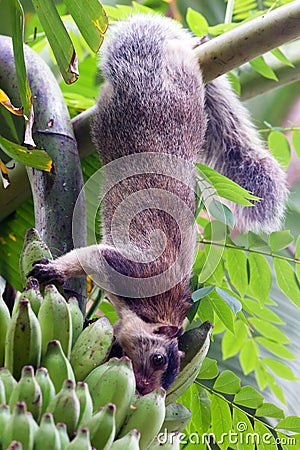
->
<box><xmin>29</xmin><ymin>14</ymin><xmax>288</xmax><ymax>394</ymax></box>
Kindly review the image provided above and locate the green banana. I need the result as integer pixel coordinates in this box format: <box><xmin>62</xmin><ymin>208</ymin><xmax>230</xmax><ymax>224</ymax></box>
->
<box><xmin>85</xmin><ymin>357</ymin><xmax>136</xmax><ymax>434</ymax></box>
<box><xmin>84</xmin><ymin>358</ymin><xmax>115</xmax><ymax>386</ymax></box>
<box><xmin>38</xmin><ymin>284</ymin><xmax>72</xmax><ymax>359</ymax></box>
<box><xmin>35</xmin><ymin>368</ymin><xmax>56</xmax><ymax>416</ymax></box>
<box><xmin>0</xmin><ymin>295</ymin><xmax>10</xmax><ymax>367</ymax></box>
<box><xmin>56</xmin><ymin>423</ymin><xmax>70</xmax><ymax>450</ymax></box>
<box><xmin>5</xmin><ymin>298</ymin><xmax>42</xmax><ymax>380</ymax></box>
<box><xmin>21</xmin><ymin>279</ymin><xmax>43</xmax><ymax>317</ymax></box>
<box><xmin>9</xmin><ymin>366</ymin><xmax>42</xmax><ymax>422</ymax></box>
<box><xmin>118</xmin><ymin>388</ymin><xmax>166</xmax><ymax>449</ymax></box>
<box><xmin>47</xmin><ymin>379</ymin><xmax>80</xmax><ymax>438</ymax></box>
<box><xmin>75</xmin><ymin>382</ymin><xmax>93</xmax><ymax>428</ymax></box>
<box><xmin>166</xmin><ymin>321</ymin><xmax>213</xmax><ymax>404</ymax></box>
<box><xmin>41</xmin><ymin>340</ymin><xmax>75</xmax><ymax>393</ymax></box>
<box><xmin>19</xmin><ymin>228</ymin><xmax>52</xmax><ymax>288</ymax></box>
<box><xmin>70</xmin><ymin>317</ymin><xmax>113</xmax><ymax>381</ymax></box>
<box><xmin>68</xmin><ymin>298</ymin><xmax>84</xmax><ymax>348</ymax></box>
<box><xmin>26</xmin><ymin>412</ymin><xmax>39</xmax><ymax>437</ymax></box>
<box><xmin>65</xmin><ymin>427</ymin><xmax>92</xmax><ymax>450</ymax></box>
<box><xmin>0</xmin><ymin>378</ymin><xmax>6</xmax><ymax>404</ymax></box>
<box><xmin>160</xmin><ymin>402</ymin><xmax>191</xmax><ymax>433</ymax></box>
<box><xmin>84</xmin><ymin>403</ymin><xmax>116</xmax><ymax>450</ymax></box>
<box><xmin>6</xmin><ymin>441</ymin><xmax>23</xmax><ymax>450</ymax></box>
<box><xmin>0</xmin><ymin>404</ymin><xmax>10</xmax><ymax>445</ymax></box>
<box><xmin>0</xmin><ymin>368</ymin><xmax>17</xmax><ymax>406</ymax></box>
<box><xmin>2</xmin><ymin>402</ymin><xmax>35</xmax><ymax>450</ymax></box>
<box><xmin>33</xmin><ymin>413</ymin><xmax>61</xmax><ymax>450</ymax></box>
<box><xmin>110</xmin><ymin>429</ymin><xmax>140</xmax><ymax>450</ymax></box>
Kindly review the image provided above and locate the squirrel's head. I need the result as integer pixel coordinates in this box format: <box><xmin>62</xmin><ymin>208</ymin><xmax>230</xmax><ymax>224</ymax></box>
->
<box><xmin>113</xmin><ymin>311</ymin><xmax>184</xmax><ymax>395</ymax></box>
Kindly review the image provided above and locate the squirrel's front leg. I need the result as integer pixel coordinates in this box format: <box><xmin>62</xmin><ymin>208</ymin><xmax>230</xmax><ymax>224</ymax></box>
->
<box><xmin>27</xmin><ymin>244</ymin><xmax>119</xmax><ymax>285</ymax></box>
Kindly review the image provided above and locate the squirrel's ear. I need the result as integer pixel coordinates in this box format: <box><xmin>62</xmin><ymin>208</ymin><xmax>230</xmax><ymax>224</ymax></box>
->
<box><xmin>154</xmin><ymin>325</ymin><xmax>183</xmax><ymax>339</ymax></box>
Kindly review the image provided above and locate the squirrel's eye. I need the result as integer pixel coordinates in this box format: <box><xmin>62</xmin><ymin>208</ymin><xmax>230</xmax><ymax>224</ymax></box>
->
<box><xmin>151</xmin><ymin>353</ymin><xmax>167</xmax><ymax>368</ymax></box>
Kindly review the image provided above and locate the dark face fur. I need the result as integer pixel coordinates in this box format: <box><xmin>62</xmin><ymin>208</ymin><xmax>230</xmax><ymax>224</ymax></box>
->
<box><xmin>122</xmin><ymin>334</ymin><xmax>181</xmax><ymax>395</ymax></box>
<box><xmin>112</xmin><ymin>312</ymin><xmax>184</xmax><ymax>395</ymax></box>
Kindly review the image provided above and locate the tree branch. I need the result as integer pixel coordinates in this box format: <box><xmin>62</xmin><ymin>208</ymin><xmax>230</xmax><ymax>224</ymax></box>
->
<box><xmin>196</xmin><ymin>1</ymin><xmax>300</xmax><ymax>82</ymax></box>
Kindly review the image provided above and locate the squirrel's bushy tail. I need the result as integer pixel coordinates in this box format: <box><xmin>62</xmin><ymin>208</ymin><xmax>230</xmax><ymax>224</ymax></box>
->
<box><xmin>201</xmin><ymin>76</ymin><xmax>288</xmax><ymax>233</ymax></box>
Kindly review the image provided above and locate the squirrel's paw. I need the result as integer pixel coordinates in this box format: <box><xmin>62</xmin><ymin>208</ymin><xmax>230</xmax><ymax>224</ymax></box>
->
<box><xmin>27</xmin><ymin>258</ymin><xmax>65</xmax><ymax>285</ymax></box>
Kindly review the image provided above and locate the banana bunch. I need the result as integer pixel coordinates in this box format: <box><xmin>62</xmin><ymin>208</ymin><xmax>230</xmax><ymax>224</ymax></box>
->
<box><xmin>0</xmin><ymin>229</ymin><xmax>215</xmax><ymax>449</ymax></box>
<box><xmin>0</xmin><ymin>363</ymin><xmax>163</xmax><ymax>450</ymax></box>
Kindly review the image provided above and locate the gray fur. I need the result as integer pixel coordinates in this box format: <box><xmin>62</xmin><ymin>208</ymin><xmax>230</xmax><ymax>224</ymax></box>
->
<box><xmin>203</xmin><ymin>77</ymin><xmax>288</xmax><ymax>233</ymax></box>
<box><xmin>29</xmin><ymin>13</ymin><xmax>288</xmax><ymax>394</ymax></box>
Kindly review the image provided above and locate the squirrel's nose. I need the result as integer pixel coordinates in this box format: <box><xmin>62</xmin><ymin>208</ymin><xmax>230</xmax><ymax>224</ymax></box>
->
<box><xmin>136</xmin><ymin>378</ymin><xmax>154</xmax><ymax>395</ymax></box>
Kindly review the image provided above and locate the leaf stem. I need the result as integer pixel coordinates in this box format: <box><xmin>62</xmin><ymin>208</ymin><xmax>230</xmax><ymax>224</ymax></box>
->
<box><xmin>198</xmin><ymin>237</ymin><xmax>300</xmax><ymax>265</ymax></box>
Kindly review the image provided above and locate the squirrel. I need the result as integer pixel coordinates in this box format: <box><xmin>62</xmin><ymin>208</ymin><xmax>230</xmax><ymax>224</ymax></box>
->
<box><xmin>28</xmin><ymin>14</ymin><xmax>288</xmax><ymax>394</ymax></box>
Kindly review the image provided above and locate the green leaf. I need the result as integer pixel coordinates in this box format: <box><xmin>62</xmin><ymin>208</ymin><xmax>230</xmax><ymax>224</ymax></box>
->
<box><xmin>255</xmin><ymin>361</ymin><xmax>269</xmax><ymax>391</ymax></box>
<box><xmin>269</xmin><ymin>230</ymin><xmax>293</xmax><ymax>251</ymax></box>
<box><xmin>0</xmin><ymin>135</ymin><xmax>52</xmax><ymax>171</ymax></box>
<box><xmin>198</xmin><ymin>357</ymin><xmax>218</xmax><ymax>380</ymax></box>
<box><xmin>243</xmin><ymin>299</ymin><xmax>284</xmax><ymax>324</ymax></box>
<box><xmin>192</xmin><ymin>286</ymin><xmax>215</xmax><ymax>302</ymax></box>
<box><xmin>234</xmin><ymin>386</ymin><xmax>264</xmax><ymax>409</ymax></box>
<box><xmin>292</xmin><ymin>129</ymin><xmax>300</xmax><ymax>160</ymax></box>
<box><xmin>208</xmin><ymin>22</ymin><xmax>238</xmax><ymax>36</ymax></box>
<box><xmin>271</xmin><ymin>48</ymin><xmax>295</xmax><ymax>68</ymax></box>
<box><xmin>197</xmin><ymin>296</ymin><xmax>214</xmax><ymax>324</ymax></box>
<box><xmin>179</xmin><ymin>384</ymin><xmax>211</xmax><ymax>435</ymax></box>
<box><xmin>239</xmin><ymin>339</ymin><xmax>259</xmax><ymax>375</ymax></box>
<box><xmin>211</xmin><ymin>395</ymin><xmax>232</xmax><ymax>449</ymax></box>
<box><xmin>295</xmin><ymin>234</ymin><xmax>300</xmax><ymax>282</ymax></box>
<box><xmin>227</xmin><ymin>72</ymin><xmax>241</xmax><ymax>96</ymax></box>
<box><xmin>262</xmin><ymin>358</ymin><xmax>298</xmax><ymax>380</ymax></box>
<box><xmin>249</xmin><ymin>318</ymin><xmax>290</xmax><ymax>344</ymax></box>
<box><xmin>186</xmin><ymin>8</ymin><xmax>209</xmax><ymax>36</ymax></box>
<box><xmin>208</xmin><ymin>199</ymin><xmax>235</xmax><ymax>228</ymax></box>
<box><xmin>277</xmin><ymin>432</ymin><xmax>299</xmax><ymax>450</ymax></box>
<box><xmin>265</xmin><ymin>371</ymin><xmax>286</xmax><ymax>404</ymax></box>
<box><xmin>225</xmin><ymin>248</ymin><xmax>248</xmax><ymax>297</ymax></box>
<box><xmin>233</xmin><ymin>408</ymin><xmax>255</xmax><ymax>450</ymax></box>
<box><xmin>31</xmin><ymin>0</ymin><xmax>78</xmax><ymax>84</ymax></box>
<box><xmin>295</xmin><ymin>234</ymin><xmax>300</xmax><ymax>259</ymax></box>
<box><xmin>255</xmin><ymin>403</ymin><xmax>284</xmax><ymax>419</ymax></box>
<box><xmin>64</xmin><ymin>0</ymin><xmax>107</xmax><ymax>53</ymax></box>
<box><xmin>249</xmin><ymin>56</ymin><xmax>278</xmax><ymax>81</ymax></box>
<box><xmin>0</xmin><ymin>198</ymin><xmax>34</xmax><ymax>291</ymax></box>
<box><xmin>274</xmin><ymin>258</ymin><xmax>300</xmax><ymax>308</ymax></box>
<box><xmin>207</xmin><ymin>290</ymin><xmax>235</xmax><ymax>333</ymax></box>
<box><xmin>268</xmin><ymin>131</ymin><xmax>291</xmax><ymax>169</ymax></box>
<box><xmin>222</xmin><ymin>320</ymin><xmax>248</xmax><ymax>360</ymax></box>
<box><xmin>247</xmin><ymin>253</ymin><xmax>272</xmax><ymax>305</ymax></box>
<box><xmin>276</xmin><ymin>416</ymin><xmax>300</xmax><ymax>433</ymax></box>
<box><xmin>255</xmin><ymin>337</ymin><xmax>295</xmax><ymax>360</ymax></box>
<box><xmin>197</xmin><ymin>164</ymin><xmax>259</xmax><ymax>206</ymax></box>
<box><xmin>215</xmin><ymin>287</ymin><xmax>242</xmax><ymax>314</ymax></box>
<box><xmin>132</xmin><ymin>2</ymin><xmax>155</xmax><ymax>14</ymax></box>
<box><xmin>213</xmin><ymin>370</ymin><xmax>241</xmax><ymax>394</ymax></box>
<box><xmin>10</xmin><ymin>0</ymin><xmax>31</xmax><ymax>119</ymax></box>
<box><xmin>254</xmin><ymin>421</ymin><xmax>277</xmax><ymax>450</ymax></box>
<box><xmin>247</xmin><ymin>232</ymin><xmax>268</xmax><ymax>248</ymax></box>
